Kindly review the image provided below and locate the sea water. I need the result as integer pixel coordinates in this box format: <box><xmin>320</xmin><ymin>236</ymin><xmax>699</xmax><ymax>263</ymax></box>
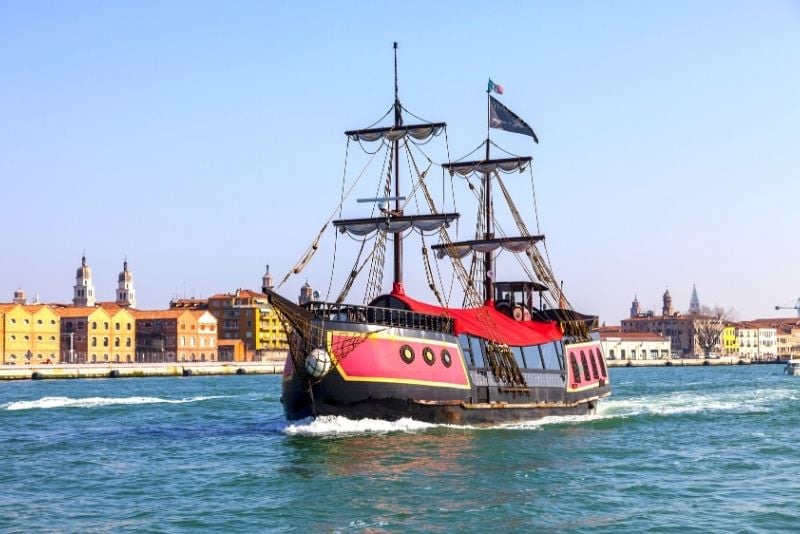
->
<box><xmin>1</xmin><ymin>366</ymin><xmax>798</xmax><ymax>532</ymax></box>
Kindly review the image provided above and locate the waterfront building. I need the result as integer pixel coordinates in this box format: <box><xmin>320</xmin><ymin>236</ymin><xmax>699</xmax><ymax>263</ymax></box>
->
<box><xmin>599</xmin><ymin>326</ymin><xmax>671</xmax><ymax>360</ymax></box>
<box><xmin>169</xmin><ymin>298</ymin><xmax>208</xmax><ymax>310</ymax></box>
<box><xmin>115</xmin><ymin>260</ymin><xmax>137</xmax><ymax>308</ymax></box>
<box><xmin>217</xmin><ymin>339</ymin><xmax>246</xmax><ymax>362</ymax></box>
<box><xmin>621</xmin><ymin>290</ymin><xmax>722</xmax><ymax>357</ymax></box>
<box><xmin>208</xmin><ymin>288</ymin><xmax>288</xmax><ymax>358</ymax></box>
<box><xmin>736</xmin><ymin>323</ymin><xmax>777</xmax><ymax>362</ymax></box>
<box><xmin>56</xmin><ymin>306</ymin><xmax>134</xmax><ymax>363</ymax></box>
<box><xmin>721</xmin><ymin>324</ymin><xmax>739</xmax><ymax>356</ymax></box>
<box><xmin>775</xmin><ymin>323</ymin><xmax>800</xmax><ymax>360</ymax></box>
<box><xmin>0</xmin><ymin>304</ymin><xmax>60</xmax><ymax>365</ymax></box>
<box><xmin>133</xmin><ymin>309</ymin><xmax>218</xmax><ymax>362</ymax></box>
<box><xmin>741</xmin><ymin>318</ymin><xmax>799</xmax><ymax>361</ymax></box>
<box><xmin>73</xmin><ymin>254</ymin><xmax>96</xmax><ymax>307</ymax></box>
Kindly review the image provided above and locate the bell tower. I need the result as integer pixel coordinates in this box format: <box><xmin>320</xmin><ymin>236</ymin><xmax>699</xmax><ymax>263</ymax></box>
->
<box><xmin>116</xmin><ymin>259</ymin><xmax>137</xmax><ymax>308</ymax></box>
<box><xmin>662</xmin><ymin>288</ymin><xmax>673</xmax><ymax>317</ymax></box>
<box><xmin>262</xmin><ymin>264</ymin><xmax>274</xmax><ymax>294</ymax></box>
<box><xmin>73</xmin><ymin>253</ymin><xmax>96</xmax><ymax>307</ymax></box>
<box><xmin>630</xmin><ymin>295</ymin><xmax>641</xmax><ymax>318</ymax></box>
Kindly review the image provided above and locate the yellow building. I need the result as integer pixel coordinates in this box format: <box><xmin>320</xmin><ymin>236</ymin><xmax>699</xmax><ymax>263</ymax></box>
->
<box><xmin>56</xmin><ymin>306</ymin><xmax>127</xmax><ymax>363</ymax></box>
<box><xmin>721</xmin><ymin>324</ymin><xmax>739</xmax><ymax>356</ymax></box>
<box><xmin>102</xmin><ymin>306</ymin><xmax>136</xmax><ymax>363</ymax></box>
<box><xmin>0</xmin><ymin>304</ymin><xmax>61</xmax><ymax>365</ymax></box>
<box><xmin>208</xmin><ymin>288</ymin><xmax>288</xmax><ymax>357</ymax></box>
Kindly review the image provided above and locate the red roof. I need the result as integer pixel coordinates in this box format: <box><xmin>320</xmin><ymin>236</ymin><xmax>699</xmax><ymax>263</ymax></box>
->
<box><xmin>391</xmin><ymin>292</ymin><xmax>562</xmax><ymax>346</ymax></box>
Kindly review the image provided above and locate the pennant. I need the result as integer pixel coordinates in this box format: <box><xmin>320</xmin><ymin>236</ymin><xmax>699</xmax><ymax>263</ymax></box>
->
<box><xmin>489</xmin><ymin>96</ymin><xmax>539</xmax><ymax>143</ymax></box>
<box><xmin>487</xmin><ymin>79</ymin><xmax>504</xmax><ymax>95</ymax></box>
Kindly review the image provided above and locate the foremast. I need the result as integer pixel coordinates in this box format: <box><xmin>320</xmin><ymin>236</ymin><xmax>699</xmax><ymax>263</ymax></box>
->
<box><xmin>335</xmin><ymin>43</ymin><xmax>457</xmax><ymax>297</ymax></box>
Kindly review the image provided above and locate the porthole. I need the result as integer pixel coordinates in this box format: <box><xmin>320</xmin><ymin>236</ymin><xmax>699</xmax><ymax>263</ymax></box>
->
<box><xmin>400</xmin><ymin>344</ymin><xmax>415</xmax><ymax>364</ymax></box>
<box><xmin>422</xmin><ymin>347</ymin><xmax>435</xmax><ymax>366</ymax></box>
<box><xmin>441</xmin><ymin>349</ymin><xmax>452</xmax><ymax>368</ymax></box>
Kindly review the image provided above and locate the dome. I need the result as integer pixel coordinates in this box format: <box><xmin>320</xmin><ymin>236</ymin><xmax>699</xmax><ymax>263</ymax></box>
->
<box><xmin>76</xmin><ymin>255</ymin><xmax>92</xmax><ymax>279</ymax></box>
<box><xmin>118</xmin><ymin>260</ymin><xmax>133</xmax><ymax>283</ymax></box>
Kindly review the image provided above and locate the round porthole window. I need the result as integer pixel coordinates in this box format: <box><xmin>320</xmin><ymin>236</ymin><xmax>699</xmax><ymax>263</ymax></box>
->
<box><xmin>400</xmin><ymin>345</ymin><xmax>415</xmax><ymax>364</ymax></box>
<box><xmin>441</xmin><ymin>349</ymin><xmax>452</xmax><ymax>368</ymax></box>
<box><xmin>422</xmin><ymin>347</ymin><xmax>436</xmax><ymax>366</ymax></box>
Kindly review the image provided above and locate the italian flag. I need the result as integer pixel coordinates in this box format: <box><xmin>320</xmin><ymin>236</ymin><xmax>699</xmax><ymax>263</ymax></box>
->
<box><xmin>488</xmin><ymin>79</ymin><xmax>504</xmax><ymax>95</ymax></box>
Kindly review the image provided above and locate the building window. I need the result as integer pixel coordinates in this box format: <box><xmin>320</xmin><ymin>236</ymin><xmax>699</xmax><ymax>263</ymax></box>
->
<box><xmin>92</xmin><ymin>322</ymin><xmax>97</xmax><ymax>329</ymax></box>
<box><xmin>115</xmin><ymin>337</ymin><xmax>120</xmax><ymax>347</ymax></box>
<box><xmin>126</xmin><ymin>338</ymin><xmax>131</xmax><ymax>347</ymax></box>
<box><xmin>92</xmin><ymin>337</ymin><xmax>97</xmax><ymax>347</ymax></box>
<box><xmin>115</xmin><ymin>323</ymin><xmax>120</xmax><ymax>330</ymax></box>
<box><xmin>127</xmin><ymin>323</ymin><xmax>131</xmax><ymax>330</ymax></box>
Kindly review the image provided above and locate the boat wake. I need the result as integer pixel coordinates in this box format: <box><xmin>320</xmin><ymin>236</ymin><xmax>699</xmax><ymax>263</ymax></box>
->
<box><xmin>282</xmin><ymin>415</ymin><xmax>436</xmax><ymax>436</ymax></box>
<box><xmin>2</xmin><ymin>395</ymin><xmax>229</xmax><ymax>411</ymax></box>
<box><xmin>279</xmin><ymin>386</ymin><xmax>799</xmax><ymax>434</ymax></box>
<box><xmin>599</xmin><ymin>386</ymin><xmax>798</xmax><ymax>420</ymax></box>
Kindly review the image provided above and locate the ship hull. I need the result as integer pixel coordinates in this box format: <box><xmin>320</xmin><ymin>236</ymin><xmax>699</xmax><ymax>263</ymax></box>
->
<box><xmin>281</xmin><ymin>321</ymin><xmax>610</xmax><ymax>425</ymax></box>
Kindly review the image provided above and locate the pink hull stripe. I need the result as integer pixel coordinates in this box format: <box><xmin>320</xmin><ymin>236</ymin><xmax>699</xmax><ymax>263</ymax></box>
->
<box><xmin>333</xmin><ymin>334</ymin><xmax>470</xmax><ymax>387</ymax></box>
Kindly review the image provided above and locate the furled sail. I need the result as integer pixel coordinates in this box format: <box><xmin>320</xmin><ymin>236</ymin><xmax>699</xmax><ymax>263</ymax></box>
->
<box><xmin>442</xmin><ymin>156</ymin><xmax>532</xmax><ymax>177</ymax></box>
<box><xmin>345</xmin><ymin>122</ymin><xmax>446</xmax><ymax>143</ymax></box>
<box><xmin>431</xmin><ymin>235</ymin><xmax>544</xmax><ymax>259</ymax></box>
<box><xmin>334</xmin><ymin>213</ymin><xmax>459</xmax><ymax>238</ymax></box>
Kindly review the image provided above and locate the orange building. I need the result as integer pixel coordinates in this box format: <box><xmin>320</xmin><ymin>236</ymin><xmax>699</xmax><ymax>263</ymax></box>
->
<box><xmin>133</xmin><ymin>309</ymin><xmax>218</xmax><ymax>362</ymax></box>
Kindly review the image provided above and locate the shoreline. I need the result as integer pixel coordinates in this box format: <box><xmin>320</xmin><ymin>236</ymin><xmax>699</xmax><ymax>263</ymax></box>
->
<box><xmin>0</xmin><ymin>361</ymin><xmax>284</xmax><ymax>380</ymax></box>
<box><xmin>605</xmin><ymin>356</ymin><xmax>781</xmax><ymax>368</ymax></box>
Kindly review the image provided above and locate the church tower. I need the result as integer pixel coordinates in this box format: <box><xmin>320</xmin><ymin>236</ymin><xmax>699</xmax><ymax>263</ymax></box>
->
<box><xmin>298</xmin><ymin>281</ymin><xmax>314</xmax><ymax>305</ymax></box>
<box><xmin>12</xmin><ymin>288</ymin><xmax>26</xmax><ymax>305</ymax></box>
<box><xmin>689</xmin><ymin>284</ymin><xmax>700</xmax><ymax>315</ymax></box>
<box><xmin>262</xmin><ymin>264</ymin><xmax>274</xmax><ymax>294</ymax></box>
<box><xmin>73</xmin><ymin>254</ymin><xmax>96</xmax><ymax>307</ymax></box>
<box><xmin>662</xmin><ymin>288</ymin><xmax>673</xmax><ymax>317</ymax></box>
<box><xmin>116</xmin><ymin>259</ymin><xmax>137</xmax><ymax>308</ymax></box>
<box><xmin>630</xmin><ymin>295</ymin><xmax>641</xmax><ymax>318</ymax></box>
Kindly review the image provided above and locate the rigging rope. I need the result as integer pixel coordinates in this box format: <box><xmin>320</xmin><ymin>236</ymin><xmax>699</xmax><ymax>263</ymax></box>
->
<box><xmin>277</xmin><ymin>146</ymin><xmax>381</xmax><ymax>290</ymax></box>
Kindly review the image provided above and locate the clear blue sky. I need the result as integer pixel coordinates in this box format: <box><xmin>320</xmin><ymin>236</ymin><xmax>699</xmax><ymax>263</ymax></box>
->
<box><xmin>1</xmin><ymin>1</ymin><xmax>798</xmax><ymax>323</ymax></box>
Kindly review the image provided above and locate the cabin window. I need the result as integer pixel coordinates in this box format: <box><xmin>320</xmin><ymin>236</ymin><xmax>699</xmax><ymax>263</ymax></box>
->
<box><xmin>524</xmin><ymin>345</ymin><xmax>544</xmax><ymax>369</ymax></box>
<box><xmin>570</xmin><ymin>353</ymin><xmax>581</xmax><ymax>383</ymax></box>
<box><xmin>469</xmin><ymin>336</ymin><xmax>486</xmax><ymax>367</ymax></box>
<box><xmin>597</xmin><ymin>349</ymin><xmax>607</xmax><ymax>377</ymax></box>
<box><xmin>400</xmin><ymin>345</ymin><xmax>415</xmax><ymax>364</ymax></box>
<box><xmin>441</xmin><ymin>349</ymin><xmax>452</xmax><ymax>368</ymax></box>
<box><xmin>422</xmin><ymin>347</ymin><xmax>436</xmax><ymax>366</ymax></box>
<box><xmin>554</xmin><ymin>341</ymin><xmax>565</xmax><ymax>368</ymax></box>
<box><xmin>580</xmin><ymin>350</ymin><xmax>591</xmax><ymax>381</ymax></box>
<box><xmin>511</xmin><ymin>346</ymin><xmax>526</xmax><ymax>369</ymax></box>
<box><xmin>589</xmin><ymin>350</ymin><xmax>600</xmax><ymax>379</ymax></box>
<box><xmin>540</xmin><ymin>342</ymin><xmax>561</xmax><ymax>370</ymax></box>
<box><xmin>458</xmin><ymin>334</ymin><xmax>475</xmax><ymax>366</ymax></box>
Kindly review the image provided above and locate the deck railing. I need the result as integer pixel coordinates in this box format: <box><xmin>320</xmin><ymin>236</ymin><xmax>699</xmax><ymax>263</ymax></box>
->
<box><xmin>302</xmin><ymin>302</ymin><xmax>454</xmax><ymax>335</ymax></box>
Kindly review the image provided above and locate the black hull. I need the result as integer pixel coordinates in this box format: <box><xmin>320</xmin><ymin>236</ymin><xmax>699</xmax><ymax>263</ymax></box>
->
<box><xmin>274</xmin><ymin>295</ymin><xmax>611</xmax><ymax>426</ymax></box>
<box><xmin>282</xmin><ymin>351</ymin><xmax>611</xmax><ymax>425</ymax></box>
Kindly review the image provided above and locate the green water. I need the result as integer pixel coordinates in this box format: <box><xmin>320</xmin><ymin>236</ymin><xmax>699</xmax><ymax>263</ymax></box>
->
<box><xmin>1</xmin><ymin>365</ymin><xmax>798</xmax><ymax>532</ymax></box>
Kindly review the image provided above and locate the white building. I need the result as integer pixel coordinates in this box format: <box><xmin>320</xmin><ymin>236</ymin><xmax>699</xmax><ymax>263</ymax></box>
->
<box><xmin>736</xmin><ymin>324</ymin><xmax>777</xmax><ymax>361</ymax></box>
<box><xmin>600</xmin><ymin>329</ymin><xmax>672</xmax><ymax>361</ymax></box>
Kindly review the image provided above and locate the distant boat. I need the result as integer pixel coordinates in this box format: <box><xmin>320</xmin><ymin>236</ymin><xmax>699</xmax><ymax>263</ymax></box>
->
<box><xmin>266</xmin><ymin>44</ymin><xmax>610</xmax><ymax>424</ymax></box>
<box><xmin>785</xmin><ymin>359</ymin><xmax>800</xmax><ymax>376</ymax></box>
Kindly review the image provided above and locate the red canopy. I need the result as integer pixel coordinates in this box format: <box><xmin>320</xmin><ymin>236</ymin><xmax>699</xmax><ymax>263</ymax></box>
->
<box><xmin>391</xmin><ymin>291</ymin><xmax>563</xmax><ymax>347</ymax></box>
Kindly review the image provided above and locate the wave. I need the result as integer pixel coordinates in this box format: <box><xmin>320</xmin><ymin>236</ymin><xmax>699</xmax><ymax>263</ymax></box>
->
<box><xmin>2</xmin><ymin>395</ymin><xmax>229</xmax><ymax>411</ymax></box>
<box><xmin>282</xmin><ymin>415</ymin><xmax>436</xmax><ymax>436</ymax></box>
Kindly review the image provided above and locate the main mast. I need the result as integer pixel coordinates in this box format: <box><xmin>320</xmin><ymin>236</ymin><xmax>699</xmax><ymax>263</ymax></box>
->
<box><xmin>483</xmin><ymin>88</ymin><xmax>493</xmax><ymax>304</ymax></box>
<box><xmin>392</xmin><ymin>42</ymin><xmax>403</xmax><ymax>292</ymax></box>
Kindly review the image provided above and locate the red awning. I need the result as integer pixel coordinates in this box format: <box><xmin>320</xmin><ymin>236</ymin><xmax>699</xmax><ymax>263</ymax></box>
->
<box><xmin>390</xmin><ymin>291</ymin><xmax>562</xmax><ymax>346</ymax></box>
